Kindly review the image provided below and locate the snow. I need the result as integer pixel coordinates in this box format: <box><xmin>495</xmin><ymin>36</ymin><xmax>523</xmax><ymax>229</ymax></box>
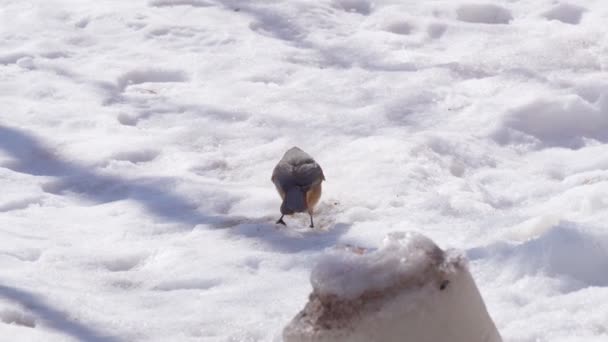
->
<box><xmin>310</xmin><ymin>231</ymin><xmax>459</xmax><ymax>300</ymax></box>
<box><xmin>470</xmin><ymin>222</ymin><xmax>608</xmax><ymax>289</ymax></box>
<box><xmin>494</xmin><ymin>95</ymin><xmax>608</xmax><ymax>149</ymax></box>
<box><xmin>456</xmin><ymin>4</ymin><xmax>513</xmax><ymax>25</ymax></box>
<box><xmin>285</xmin><ymin>232</ymin><xmax>502</xmax><ymax>342</ymax></box>
<box><xmin>543</xmin><ymin>4</ymin><xmax>587</xmax><ymax>25</ymax></box>
<box><xmin>1</xmin><ymin>0</ymin><xmax>608</xmax><ymax>341</ymax></box>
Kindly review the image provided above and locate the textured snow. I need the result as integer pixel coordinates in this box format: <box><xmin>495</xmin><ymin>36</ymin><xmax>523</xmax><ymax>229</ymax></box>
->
<box><xmin>286</xmin><ymin>232</ymin><xmax>501</xmax><ymax>342</ymax></box>
<box><xmin>2</xmin><ymin>0</ymin><xmax>608</xmax><ymax>341</ymax></box>
<box><xmin>311</xmin><ymin>231</ymin><xmax>458</xmax><ymax>300</ymax></box>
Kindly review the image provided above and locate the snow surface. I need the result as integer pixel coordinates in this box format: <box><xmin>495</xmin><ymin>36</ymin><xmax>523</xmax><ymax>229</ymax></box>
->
<box><xmin>1</xmin><ymin>0</ymin><xmax>608</xmax><ymax>341</ymax></box>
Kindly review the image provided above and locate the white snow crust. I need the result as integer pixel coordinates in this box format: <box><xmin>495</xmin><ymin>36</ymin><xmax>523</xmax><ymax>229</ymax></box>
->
<box><xmin>286</xmin><ymin>232</ymin><xmax>501</xmax><ymax>342</ymax></box>
<box><xmin>311</xmin><ymin>231</ymin><xmax>459</xmax><ymax>300</ymax></box>
<box><xmin>2</xmin><ymin>0</ymin><xmax>608</xmax><ymax>341</ymax></box>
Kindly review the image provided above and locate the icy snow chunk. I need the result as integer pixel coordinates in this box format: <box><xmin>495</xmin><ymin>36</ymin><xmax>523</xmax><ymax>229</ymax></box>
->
<box><xmin>311</xmin><ymin>232</ymin><xmax>449</xmax><ymax>300</ymax></box>
<box><xmin>286</xmin><ymin>232</ymin><xmax>502</xmax><ymax>342</ymax></box>
<box><xmin>456</xmin><ymin>4</ymin><xmax>513</xmax><ymax>24</ymax></box>
<box><xmin>543</xmin><ymin>3</ymin><xmax>586</xmax><ymax>25</ymax></box>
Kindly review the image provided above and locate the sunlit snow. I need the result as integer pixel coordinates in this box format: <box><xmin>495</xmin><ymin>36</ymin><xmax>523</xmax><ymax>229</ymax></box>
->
<box><xmin>1</xmin><ymin>0</ymin><xmax>608</xmax><ymax>341</ymax></box>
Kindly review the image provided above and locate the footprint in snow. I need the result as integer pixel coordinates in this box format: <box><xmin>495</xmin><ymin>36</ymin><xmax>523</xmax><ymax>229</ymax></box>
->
<box><xmin>101</xmin><ymin>253</ymin><xmax>147</xmax><ymax>272</ymax></box>
<box><xmin>109</xmin><ymin>279</ymin><xmax>141</xmax><ymax>290</ymax></box>
<box><xmin>333</xmin><ymin>0</ymin><xmax>372</xmax><ymax>15</ymax></box>
<box><xmin>0</xmin><ymin>309</ymin><xmax>36</xmax><ymax>328</ymax></box>
<box><xmin>0</xmin><ymin>197</ymin><xmax>43</xmax><ymax>213</ymax></box>
<box><xmin>104</xmin><ymin>149</ymin><xmax>160</xmax><ymax>165</ymax></box>
<box><xmin>116</xmin><ymin>68</ymin><xmax>189</xmax><ymax>92</ymax></box>
<box><xmin>456</xmin><ymin>4</ymin><xmax>513</xmax><ymax>24</ymax></box>
<box><xmin>543</xmin><ymin>3</ymin><xmax>586</xmax><ymax>25</ymax></box>
<box><xmin>0</xmin><ymin>249</ymin><xmax>42</xmax><ymax>262</ymax></box>
<box><xmin>384</xmin><ymin>21</ymin><xmax>413</xmax><ymax>35</ymax></box>
<box><xmin>427</xmin><ymin>22</ymin><xmax>447</xmax><ymax>39</ymax></box>
<box><xmin>152</xmin><ymin>278</ymin><xmax>221</xmax><ymax>291</ymax></box>
<box><xmin>148</xmin><ymin>0</ymin><xmax>212</xmax><ymax>8</ymax></box>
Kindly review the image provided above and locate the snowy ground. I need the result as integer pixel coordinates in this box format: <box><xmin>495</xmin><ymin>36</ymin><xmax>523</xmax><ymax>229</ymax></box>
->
<box><xmin>1</xmin><ymin>0</ymin><xmax>608</xmax><ymax>341</ymax></box>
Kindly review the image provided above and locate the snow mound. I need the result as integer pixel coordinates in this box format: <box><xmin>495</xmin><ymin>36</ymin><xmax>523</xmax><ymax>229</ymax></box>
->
<box><xmin>493</xmin><ymin>95</ymin><xmax>608</xmax><ymax>148</ymax></box>
<box><xmin>310</xmin><ymin>232</ymin><xmax>456</xmax><ymax>300</ymax></box>
<box><xmin>471</xmin><ymin>222</ymin><xmax>608</xmax><ymax>288</ymax></box>
<box><xmin>285</xmin><ymin>232</ymin><xmax>502</xmax><ymax>342</ymax></box>
<box><xmin>456</xmin><ymin>4</ymin><xmax>513</xmax><ymax>24</ymax></box>
<box><xmin>543</xmin><ymin>4</ymin><xmax>586</xmax><ymax>25</ymax></box>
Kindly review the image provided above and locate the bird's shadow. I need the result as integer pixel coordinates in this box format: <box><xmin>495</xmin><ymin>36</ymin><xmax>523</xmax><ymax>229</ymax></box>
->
<box><xmin>222</xmin><ymin>217</ymin><xmax>352</xmax><ymax>254</ymax></box>
<box><xmin>0</xmin><ymin>125</ymin><xmax>352</xmax><ymax>249</ymax></box>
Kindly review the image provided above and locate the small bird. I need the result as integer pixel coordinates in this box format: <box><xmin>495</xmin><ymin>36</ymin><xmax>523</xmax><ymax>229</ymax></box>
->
<box><xmin>272</xmin><ymin>147</ymin><xmax>325</xmax><ymax>228</ymax></box>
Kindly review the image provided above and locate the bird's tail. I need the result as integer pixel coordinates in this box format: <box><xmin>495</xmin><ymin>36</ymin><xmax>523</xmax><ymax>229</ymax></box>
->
<box><xmin>281</xmin><ymin>187</ymin><xmax>307</xmax><ymax>214</ymax></box>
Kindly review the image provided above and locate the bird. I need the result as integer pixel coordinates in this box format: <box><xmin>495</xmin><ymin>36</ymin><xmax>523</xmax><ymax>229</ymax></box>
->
<box><xmin>271</xmin><ymin>147</ymin><xmax>325</xmax><ymax>228</ymax></box>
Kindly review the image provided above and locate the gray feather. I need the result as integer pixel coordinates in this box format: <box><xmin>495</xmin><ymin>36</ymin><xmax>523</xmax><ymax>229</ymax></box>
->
<box><xmin>272</xmin><ymin>147</ymin><xmax>324</xmax><ymax>190</ymax></box>
<box><xmin>272</xmin><ymin>147</ymin><xmax>325</xmax><ymax>214</ymax></box>
<box><xmin>281</xmin><ymin>187</ymin><xmax>307</xmax><ymax>214</ymax></box>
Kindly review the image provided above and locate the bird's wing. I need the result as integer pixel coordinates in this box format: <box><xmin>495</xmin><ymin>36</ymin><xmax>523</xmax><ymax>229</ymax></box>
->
<box><xmin>292</xmin><ymin>161</ymin><xmax>324</xmax><ymax>188</ymax></box>
<box><xmin>272</xmin><ymin>147</ymin><xmax>325</xmax><ymax>190</ymax></box>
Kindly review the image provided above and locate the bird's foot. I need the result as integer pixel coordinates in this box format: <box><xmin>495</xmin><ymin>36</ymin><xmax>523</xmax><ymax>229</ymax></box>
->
<box><xmin>276</xmin><ymin>217</ymin><xmax>286</xmax><ymax>226</ymax></box>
